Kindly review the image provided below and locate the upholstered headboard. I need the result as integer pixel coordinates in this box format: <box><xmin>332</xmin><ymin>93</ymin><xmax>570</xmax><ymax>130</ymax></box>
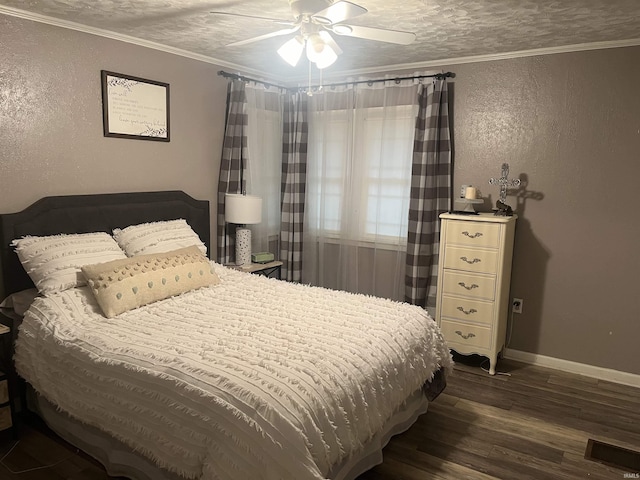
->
<box><xmin>0</xmin><ymin>191</ymin><xmax>210</xmax><ymax>297</ymax></box>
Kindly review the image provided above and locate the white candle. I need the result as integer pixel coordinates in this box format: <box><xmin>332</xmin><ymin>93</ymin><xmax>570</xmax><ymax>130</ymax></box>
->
<box><xmin>465</xmin><ymin>186</ymin><xmax>477</xmax><ymax>199</ymax></box>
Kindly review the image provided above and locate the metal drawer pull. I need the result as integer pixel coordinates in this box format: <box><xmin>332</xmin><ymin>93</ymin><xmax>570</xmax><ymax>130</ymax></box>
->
<box><xmin>457</xmin><ymin>307</ymin><xmax>477</xmax><ymax>315</ymax></box>
<box><xmin>461</xmin><ymin>231</ymin><xmax>483</xmax><ymax>239</ymax></box>
<box><xmin>458</xmin><ymin>282</ymin><xmax>479</xmax><ymax>290</ymax></box>
<box><xmin>455</xmin><ymin>330</ymin><xmax>476</xmax><ymax>340</ymax></box>
<box><xmin>460</xmin><ymin>256</ymin><xmax>481</xmax><ymax>264</ymax></box>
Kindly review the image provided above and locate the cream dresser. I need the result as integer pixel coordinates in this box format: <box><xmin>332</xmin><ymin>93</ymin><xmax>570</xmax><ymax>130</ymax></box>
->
<box><xmin>435</xmin><ymin>213</ymin><xmax>517</xmax><ymax>375</ymax></box>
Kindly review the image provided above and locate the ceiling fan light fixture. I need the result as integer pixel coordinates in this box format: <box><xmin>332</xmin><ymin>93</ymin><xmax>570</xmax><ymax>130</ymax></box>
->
<box><xmin>277</xmin><ymin>36</ymin><xmax>304</xmax><ymax>66</ymax></box>
<box><xmin>219</xmin><ymin>0</ymin><xmax>415</xmax><ymax>70</ymax></box>
<box><xmin>313</xmin><ymin>44</ymin><xmax>338</xmax><ymax>69</ymax></box>
<box><xmin>314</xmin><ymin>49</ymin><xmax>337</xmax><ymax>69</ymax></box>
<box><xmin>306</xmin><ymin>33</ymin><xmax>325</xmax><ymax>58</ymax></box>
<box><xmin>304</xmin><ymin>32</ymin><xmax>338</xmax><ymax>69</ymax></box>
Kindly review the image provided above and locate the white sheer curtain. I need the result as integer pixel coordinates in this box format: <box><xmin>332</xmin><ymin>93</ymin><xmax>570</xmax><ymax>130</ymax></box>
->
<box><xmin>303</xmin><ymin>79</ymin><xmax>419</xmax><ymax>301</ymax></box>
<box><xmin>245</xmin><ymin>83</ymin><xmax>283</xmax><ymax>256</ymax></box>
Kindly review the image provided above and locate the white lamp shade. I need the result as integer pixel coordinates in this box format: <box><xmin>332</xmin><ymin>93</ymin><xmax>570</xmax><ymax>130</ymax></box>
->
<box><xmin>277</xmin><ymin>36</ymin><xmax>304</xmax><ymax>67</ymax></box>
<box><xmin>314</xmin><ymin>46</ymin><xmax>338</xmax><ymax>69</ymax></box>
<box><xmin>305</xmin><ymin>33</ymin><xmax>338</xmax><ymax>69</ymax></box>
<box><xmin>225</xmin><ymin>194</ymin><xmax>262</xmax><ymax>225</ymax></box>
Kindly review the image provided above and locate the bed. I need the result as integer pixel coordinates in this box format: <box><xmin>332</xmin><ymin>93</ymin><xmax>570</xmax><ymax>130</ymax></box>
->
<box><xmin>0</xmin><ymin>191</ymin><xmax>453</xmax><ymax>480</ymax></box>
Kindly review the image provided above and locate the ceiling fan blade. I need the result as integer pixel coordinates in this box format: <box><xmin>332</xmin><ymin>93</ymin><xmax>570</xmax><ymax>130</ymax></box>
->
<box><xmin>331</xmin><ymin>24</ymin><xmax>416</xmax><ymax>45</ymax></box>
<box><xmin>311</xmin><ymin>1</ymin><xmax>367</xmax><ymax>25</ymax></box>
<box><xmin>227</xmin><ymin>25</ymin><xmax>300</xmax><ymax>47</ymax></box>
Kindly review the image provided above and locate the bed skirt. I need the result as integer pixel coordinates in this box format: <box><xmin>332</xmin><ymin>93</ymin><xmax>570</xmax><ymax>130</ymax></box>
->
<box><xmin>29</xmin><ymin>384</ymin><xmax>434</xmax><ymax>480</ymax></box>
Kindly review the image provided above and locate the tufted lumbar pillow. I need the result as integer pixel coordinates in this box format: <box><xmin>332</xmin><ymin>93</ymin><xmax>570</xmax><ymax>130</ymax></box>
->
<box><xmin>81</xmin><ymin>246</ymin><xmax>219</xmax><ymax>318</ymax></box>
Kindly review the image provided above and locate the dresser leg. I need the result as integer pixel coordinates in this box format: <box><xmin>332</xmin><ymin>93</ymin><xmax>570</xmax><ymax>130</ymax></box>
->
<box><xmin>489</xmin><ymin>354</ymin><xmax>497</xmax><ymax>375</ymax></box>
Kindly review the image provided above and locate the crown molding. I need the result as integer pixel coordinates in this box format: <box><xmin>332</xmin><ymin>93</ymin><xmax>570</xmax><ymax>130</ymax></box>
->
<box><xmin>308</xmin><ymin>37</ymin><xmax>640</xmax><ymax>82</ymax></box>
<box><xmin>3</xmin><ymin>4</ymin><xmax>640</xmax><ymax>84</ymax></box>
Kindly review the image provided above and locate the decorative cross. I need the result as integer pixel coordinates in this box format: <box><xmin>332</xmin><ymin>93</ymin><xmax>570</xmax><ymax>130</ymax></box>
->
<box><xmin>489</xmin><ymin>163</ymin><xmax>521</xmax><ymax>203</ymax></box>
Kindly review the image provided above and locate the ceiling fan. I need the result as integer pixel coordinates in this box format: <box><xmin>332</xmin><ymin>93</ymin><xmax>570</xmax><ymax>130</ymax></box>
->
<box><xmin>212</xmin><ymin>0</ymin><xmax>416</xmax><ymax>69</ymax></box>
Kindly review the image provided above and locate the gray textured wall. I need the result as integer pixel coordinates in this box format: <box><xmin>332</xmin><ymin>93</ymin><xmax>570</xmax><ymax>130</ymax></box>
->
<box><xmin>2</xmin><ymin>13</ymin><xmax>639</xmax><ymax>376</ymax></box>
<box><xmin>0</xmin><ymin>14</ymin><xmax>227</xmax><ymax>252</ymax></box>
<box><xmin>436</xmin><ymin>48</ymin><xmax>640</xmax><ymax>375</ymax></box>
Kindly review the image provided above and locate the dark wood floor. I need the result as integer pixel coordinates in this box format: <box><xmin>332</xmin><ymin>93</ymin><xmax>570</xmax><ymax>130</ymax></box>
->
<box><xmin>1</xmin><ymin>357</ymin><xmax>638</xmax><ymax>479</ymax></box>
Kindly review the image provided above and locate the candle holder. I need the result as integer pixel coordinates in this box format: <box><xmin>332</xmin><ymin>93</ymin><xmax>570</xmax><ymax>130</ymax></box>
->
<box><xmin>454</xmin><ymin>198</ymin><xmax>483</xmax><ymax>213</ymax></box>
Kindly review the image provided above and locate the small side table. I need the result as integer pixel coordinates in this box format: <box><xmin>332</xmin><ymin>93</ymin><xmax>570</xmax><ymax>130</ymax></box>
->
<box><xmin>0</xmin><ymin>322</ymin><xmax>16</xmax><ymax>439</ymax></box>
<box><xmin>225</xmin><ymin>260</ymin><xmax>283</xmax><ymax>279</ymax></box>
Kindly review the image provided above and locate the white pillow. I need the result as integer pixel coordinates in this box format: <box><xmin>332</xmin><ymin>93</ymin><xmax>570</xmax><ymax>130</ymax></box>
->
<box><xmin>12</xmin><ymin>233</ymin><xmax>127</xmax><ymax>295</ymax></box>
<box><xmin>113</xmin><ymin>219</ymin><xmax>207</xmax><ymax>257</ymax></box>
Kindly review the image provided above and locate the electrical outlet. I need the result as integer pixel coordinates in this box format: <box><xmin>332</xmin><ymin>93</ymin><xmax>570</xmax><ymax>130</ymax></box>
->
<box><xmin>512</xmin><ymin>298</ymin><xmax>523</xmax><ymax>314</ymax></box>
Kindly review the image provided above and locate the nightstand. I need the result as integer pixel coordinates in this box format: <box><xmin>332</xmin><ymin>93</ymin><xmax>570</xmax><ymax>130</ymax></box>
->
<box><xmin>0</xmin><ymin>322</ymin><xmax>16</xmax><ymax>438</ymax></box>
<box><xmin>225</xmin><ymin>260</ymin><xmax>283</xmax><ymax>279</ymax></box>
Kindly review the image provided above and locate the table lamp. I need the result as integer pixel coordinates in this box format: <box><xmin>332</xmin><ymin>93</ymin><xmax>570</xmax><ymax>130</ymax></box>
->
<box><xmin>225</xmin><ymin>193</ymin><xmax>262</xmax><ymax>268</ymax></box>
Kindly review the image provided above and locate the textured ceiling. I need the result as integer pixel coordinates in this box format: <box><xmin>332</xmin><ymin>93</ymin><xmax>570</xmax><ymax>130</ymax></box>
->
<box><xmin>2</xmin><ymin>0</ymin><xmax>640</xmax><ymax>82</ymax></box>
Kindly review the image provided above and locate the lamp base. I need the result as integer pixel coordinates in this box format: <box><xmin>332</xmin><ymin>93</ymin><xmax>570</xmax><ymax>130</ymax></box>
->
<box><xmin>235</xmin><ymin>227</ymin><xmax>252</xmax><ymax>266</ymax></box>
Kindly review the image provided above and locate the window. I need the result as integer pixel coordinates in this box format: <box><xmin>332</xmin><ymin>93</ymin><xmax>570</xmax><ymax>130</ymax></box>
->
<box><xmin>307</xmin><ymin>103</ymin><xmax>417</xmax><ymax>244</ymax></box>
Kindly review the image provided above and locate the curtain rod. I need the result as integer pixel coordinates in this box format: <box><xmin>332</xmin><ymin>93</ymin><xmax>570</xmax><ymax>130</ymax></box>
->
<box><xmin>217</xmin><ymin>70</ymin><xmax>455</xmax><ymax>91</ymax></box>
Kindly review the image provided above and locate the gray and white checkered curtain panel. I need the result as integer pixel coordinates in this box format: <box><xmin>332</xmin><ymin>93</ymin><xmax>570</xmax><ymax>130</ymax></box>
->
<box><xmin>280</xmin><ymin>92</ymin><xmax>308</xmax><ymax>282</ymax></box>
<box><xmin>216</xmin><ymin>80</ymin><xmax>248</xmax><ymax>264</ymax></box>
<box><xmin>405</xmin><ymin>78</ymin><xmax>451</xmax><ymax>309</ymax></box>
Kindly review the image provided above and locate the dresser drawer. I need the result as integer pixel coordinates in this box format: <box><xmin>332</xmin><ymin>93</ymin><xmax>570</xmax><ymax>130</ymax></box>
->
<box><xmin>440</xmin><ymin>295</ymin><xmax>494</xmax><ymax>326</ymax></box>
<box><xmin>440</xmin><ymin>320</ymin><xmax>491</xmax><ymax>349</ymax></box>
<box><xmin>441</xmin><ymin>271</ymin><xmax>496</xmax><ymax>301</ymax></box>
<box><xmin>445</xmin><ymin>220</ymin><xmax>501</xmax><ymax>248</ymax></box>
<box><xmin>444</xmin><ymin>246</ymin><xmax>498</xmax><ymax>274</ymax></box>
<box><xmin>0</xmin><ymin>379</ymin><xmax>7</xmax><ymax>404</ymax></box>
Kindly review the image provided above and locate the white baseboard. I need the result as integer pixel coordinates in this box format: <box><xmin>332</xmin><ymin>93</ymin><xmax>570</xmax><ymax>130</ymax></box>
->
<box><xmin>503</xmin><ymin>349</ymin><xmax>640</xmax><ymax>388</ymax></box>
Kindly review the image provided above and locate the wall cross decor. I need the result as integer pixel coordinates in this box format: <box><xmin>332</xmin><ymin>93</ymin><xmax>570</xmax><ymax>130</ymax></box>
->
<box><xmin>489</xmin><ymin>163</ymin><xmax>520</xmax><ymax>216</ymax></box>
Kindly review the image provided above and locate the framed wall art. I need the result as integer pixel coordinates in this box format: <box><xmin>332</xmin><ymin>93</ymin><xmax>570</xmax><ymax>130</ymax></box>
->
<box><xmin>101</xmin><ymin>70</ymin><xmax>170</xmax><ymax>142</ymax></box>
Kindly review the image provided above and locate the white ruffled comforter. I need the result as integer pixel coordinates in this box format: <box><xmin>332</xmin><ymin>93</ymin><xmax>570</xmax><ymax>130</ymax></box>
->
<box><xmin>15</xmin><ymin>264</ymin><xmax>453</xmax><ymax>480</ymax></box>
